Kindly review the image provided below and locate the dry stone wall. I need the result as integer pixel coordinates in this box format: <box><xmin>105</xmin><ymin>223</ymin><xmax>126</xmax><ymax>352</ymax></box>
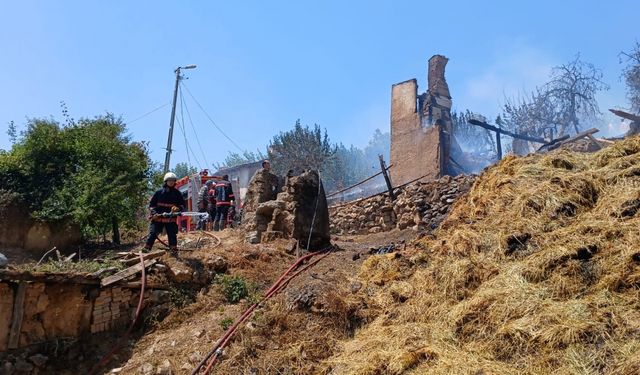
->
<box><xmin>330</xmin><ymin>175</ymin><xmax>475</xmax><ymax>235</ymax></box>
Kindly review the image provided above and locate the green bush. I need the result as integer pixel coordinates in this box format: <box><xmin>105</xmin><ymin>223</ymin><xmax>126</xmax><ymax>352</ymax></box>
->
<box><xmin>215</xmin><ymin>274</ymin><xmax>249</xmax><ymax>304</ymax></box>
<box><xmin>219</xmin><ymin>317</ymin><xmax>234</xmax><ymax>330</ymax></box>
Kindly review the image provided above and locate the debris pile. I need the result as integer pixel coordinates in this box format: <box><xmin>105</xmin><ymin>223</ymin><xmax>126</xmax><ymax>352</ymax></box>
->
<box><xmin>326</xmin><ymin>136</ymin><xmax>640</xmax><ymax>374</ymax></box>
<box><xmin>330</xmin><ymin>174</ymin><xmax>475</xmax><ymax>235</ymax></box>
<box><xmin>244</xmin><ymin>170</ymin><xmax>331</xmax><ymax>250</ymax></box>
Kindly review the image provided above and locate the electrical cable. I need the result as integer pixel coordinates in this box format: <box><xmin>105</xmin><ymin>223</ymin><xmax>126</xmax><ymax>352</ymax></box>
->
<box><xmin>127</xmin><ymin>102</ymin><xmax>171</xmax><ymax>124</ymax></box>
<box><xmin>181</xmin><ymin>91</ymin><xmax>211</xmax><ymax>169</ymax></box>
<box><xmin>180</xmin><ymin>81</ymin><xmax>244</xmax><ymax>153</ymax></box>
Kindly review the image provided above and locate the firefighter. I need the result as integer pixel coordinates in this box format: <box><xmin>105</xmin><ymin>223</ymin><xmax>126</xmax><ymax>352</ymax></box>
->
<box><xmin>207</xmin><ymin>181</ymin><xmax>217</xmax><ymax>228</ymax></box>
<box><xmin>145</xmin><ymin>172</ymin><xmax>185</xmax><ymax>251</ymax></box>
<box><xmin>196</xmin><ymin>180</ymin><xmax>213</xmax><ymax>230</ymax></box>
<box><xmin>213</xmin><ymin>174</ymin><xmax>234</xmax><ymax>231</ymax></box>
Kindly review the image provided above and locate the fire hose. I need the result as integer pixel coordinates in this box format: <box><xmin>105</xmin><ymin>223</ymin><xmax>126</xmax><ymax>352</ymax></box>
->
<box><xmin>191</xmin><ymin>247</ymin><xmax>334</xmax><ymax>375</ymax></box>
<box><xmin>88</xmin><ymin>251</ymin><xmax>148</xmax><ymax>375</ymax></box>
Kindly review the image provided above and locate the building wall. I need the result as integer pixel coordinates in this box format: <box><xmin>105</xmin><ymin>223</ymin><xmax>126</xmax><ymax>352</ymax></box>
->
<box><xmin>389</xmin><ymin>79</ymin><xmax>444</xmax><ymax>186</ymax></box>
<box><xmin>0</xmin><ymin>280</ymin><xmax>144</xmax><ymax>352</ymax></box>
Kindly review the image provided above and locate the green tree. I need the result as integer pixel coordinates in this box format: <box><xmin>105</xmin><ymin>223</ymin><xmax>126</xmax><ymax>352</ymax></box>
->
<box><xmin>363</xmin><ymin>129</ymin><xmax>390</xmax><ymax>169</ymax></box>
<box><xmin>267</xmin><ymin>119</ymin><xmax>336</xmax><ymax>175</ymax></box>
<box><xmin>174</xmin><ymin>162</ymin><xmax>197</xmax><ymax>179</ymax></box>
<box><xmin>217</xmin><ymin>149</ymin><xmax>266</xmax><ymax>169</ymax></box>
<box><xmin>0</xmin><ymin>115</ymin><xmax>152</xmax><ymax>244</ymax></box>
<box><xmin>6</xmin><ymin>121</ymin><xmax>17</xmax><ymax>145</ymax></box>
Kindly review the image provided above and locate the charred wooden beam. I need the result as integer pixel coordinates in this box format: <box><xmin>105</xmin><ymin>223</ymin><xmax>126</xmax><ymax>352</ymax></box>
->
<box><xmin>468</xmin><ymin>119</ymin><xmax>547</xmax><ymax>143</ymax></box>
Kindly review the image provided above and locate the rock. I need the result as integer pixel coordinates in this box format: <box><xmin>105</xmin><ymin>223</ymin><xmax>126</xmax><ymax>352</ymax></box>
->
<box><xmin>205</xmin><ymin>256</ymin><xmax>228</xmax><ymax>273</ymax></box>
<box><xmin>156</xmin><ymin>359</ymin><xmax>172</xmax><ymax>375</ymax></box>
<box><xmin>0</xmin><ymin>253</ymin><xmax>7</xmax><ymax>267</ymax></box>
<box><xmin>15</xmin><ymin>358</ymin><xmax>34</xmax><ymax>372</ymax></box>
<box><xmin>352</xmin><ymin>253</ymin><xmax>360</xmax><ymax>261</ymax></box>
<box><xmin>193</xmin><ymin>329</ymin><xmax>205</xmax><ymax>338</ymax></box>
<box><xmin>446</xmin><ymin>198</ymin><xmax>455</xmax><ymax>204</ymax></box>
<box><xmin>2</xmin><ymin>362</ymin><xmax>14</xmax><ymax>374</ymax></box>
<box><xmin>246</xmin><ymin>231</ymin><xmax>261</xmax><ymax>244</ymax></box>
<box><xmin>368</xmin><ymin>226</ymin><xmax>382</xmax><ymax>234</ymax></box>
<box><xmin>111</xmin><ymin>368</ymin><xmax>124</xmax><ymax>373</ymax></box>
<box><xmin>150</xmin><ymin>290</ymin><xmax>170</xmax><ymax>304</ymax></box>
<box><xmin>167</xmin><ymin>266</ymin><xmax>193</xmax><ymax>283</ymax></box>
<box><xmin>29</xmin><ymin>354</ymin><xmax>48</xmax><ymax>367</ymax></box>
<box><xmin>350</xmin><ymin>282</ymin><xmax>363</xmax><ymax>293</ymax></box>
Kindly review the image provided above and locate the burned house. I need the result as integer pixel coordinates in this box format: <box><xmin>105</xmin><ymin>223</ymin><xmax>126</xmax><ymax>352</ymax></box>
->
<box><xmin>390</xmin><ymin>55</ymin><xmax>473</xmax><ymax>185</ymax></box>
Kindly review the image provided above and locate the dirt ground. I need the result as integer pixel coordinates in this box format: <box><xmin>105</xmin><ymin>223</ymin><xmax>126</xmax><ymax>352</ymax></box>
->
<box><xmin>92</xmin><ymin>228</ymin><xmax>417</xmax><ymax>374</ymax></box>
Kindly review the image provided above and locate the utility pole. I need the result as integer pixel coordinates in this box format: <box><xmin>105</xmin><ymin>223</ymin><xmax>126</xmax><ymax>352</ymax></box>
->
<box><xmin>163</xmin><ymin>65</ymin><xmax>197</xmax><ymax>174</ymax></box>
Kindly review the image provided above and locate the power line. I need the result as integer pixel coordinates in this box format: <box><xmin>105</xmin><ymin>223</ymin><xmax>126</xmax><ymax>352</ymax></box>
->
<box><xmin>180</xmin><ymin>87</ymin><xmax>211</xmax><ymax>168</ymax></box>
<box><xmin>177</xmin><ymin>91</ymin><xmax>192</xmax><ymax>167</ymax></box>
<box><xmin>177</xmin><ymin>91</ymin><xmax>203</xmax><ymax>169</ymax></box>
<box><xmin>127</xmin><ymin>102</ymin><xmax>171</xmax><ymax>124</ymax></box>
<box><xmin>180</xmin><ymin>81</ymin><xmax>244</xmax><ymax>153</ymax></box>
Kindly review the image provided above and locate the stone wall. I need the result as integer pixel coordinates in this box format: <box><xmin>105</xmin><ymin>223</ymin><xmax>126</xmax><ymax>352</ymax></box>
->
<box><xmin>330</xmin><ymin>174</ymin><xmax>475</xmax><ymax>235</ymax></box>
<box><xmin>243</xmin><ymin>170</ymin><xmax>331</xmax><ymax>250</ymax></box>
<box><xmin>0</xmin><ymin>195</ymin><xmax>82</xmax><ymax>253</ymax></box>
<box><xmin>0</xmin><ymin>280</ymin><xmax>150</xmax><ymax>352</ymax></box>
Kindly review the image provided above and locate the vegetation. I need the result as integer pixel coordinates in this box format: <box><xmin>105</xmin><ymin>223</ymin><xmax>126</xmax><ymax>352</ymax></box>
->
<box><xmin>16</xmin><ymin>259</ymin><xmax>125</xmax><ymax>274</ymax></box>
<box><xmin>215</xmin><ymin>274</ymin><xmax>250</xmax><ymax>304</ymax></box>
<box><xmin>219</xmin><ymin>317</ymin><xmax>234</xmax><ymax>330</ymax></box>
<box><xmin>173</xmin><ymin>162</ymin><xmax>198</xmax><ymax>179</ymax></box>
<box><xmin>621</xmin><ymin>41</ymin><xmax>640</xmax><ymax>112</ymax></box>
<box><xmin>501</xmin><ymin>55</ymin><xmax>609</xmax><ymax>138</ymax></box>
<box><xmin>0</xmin><ymin>114</ymin><xmax>152</xmax><ymax>244</ymax></box>
<box><xmin>264</xmin><ymin>120</ymin><xmax>390</xmax><ymax>191</ymax></box>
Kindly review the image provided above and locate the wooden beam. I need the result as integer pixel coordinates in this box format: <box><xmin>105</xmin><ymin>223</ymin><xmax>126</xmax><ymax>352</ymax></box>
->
<box><xmin>100</xmin><ymin>259</ymin><xmax>157</xmax><ymax>287</ymax></box>
<box><xmin>609</xmin><ymin>108</ymin><xmax>640</xmax><ymax>122</ymax></box>
<box><xmin>545</xmin><ymin>128</ymin><xmax>600</xmax><ymax>152</ymax></box>
<box><xmin>468</xmin><ymin>119</ymin><xmax>547</xmax><ymax>143</ymax></box>
<box><xmin>8</xmin><ymin>282</ymin><xmax>26</xmax><ymax>349</ymax></box>
<box><xmin>120</xmin><ymin>250</ymin><xmax>165</xmax><ymax>267</ymax></box>
<box><xmin>379</xmin><ymin>155</ymin><xmax>396</xmax><ymax>201</ymax></box>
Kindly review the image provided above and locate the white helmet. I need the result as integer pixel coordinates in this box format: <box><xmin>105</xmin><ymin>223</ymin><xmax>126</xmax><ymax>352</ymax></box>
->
<box><xmin>163</xmin><ymin>172</ymin><xmax>178</xmax><ymax>182</ymax></box>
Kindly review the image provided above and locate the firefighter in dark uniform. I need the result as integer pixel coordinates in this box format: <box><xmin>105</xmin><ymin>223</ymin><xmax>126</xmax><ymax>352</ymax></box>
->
<box><xmin>145</xmin><ymin>172</ymin><xmax>185</xmax><ymax>251</ymax></box>
<box><xmin>213</xmin><ymin>174</ymin><xmax>234</xmax><ymax>231</ymax></box>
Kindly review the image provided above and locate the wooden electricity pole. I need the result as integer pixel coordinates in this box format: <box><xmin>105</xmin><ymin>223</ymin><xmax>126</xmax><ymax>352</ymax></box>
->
<box><xmin>379</xmin><ymin>155</ymin><xmax>395</xmax><ymax>201</ymax></box>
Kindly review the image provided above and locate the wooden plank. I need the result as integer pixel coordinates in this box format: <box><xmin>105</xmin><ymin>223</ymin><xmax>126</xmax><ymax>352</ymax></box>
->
<box><xmin>100</xmin><ymin>259</ymin><xmax>157</xmax><ymax>287</ymax></box>
<box><xmin>120</xmin><ymin>250</ymin><xmax>165</xmax><ymax>267</ymax></box>
<box><xmin>8</xmin><ymin>282</ymin><xmax>26</xmax><ymax>349</ymax></box>
<box><xmin>546</xmin><ymin>128</ymin><xmax>599</xmax><ymax>151</ymax></box>
<box><xmin>609</xmin><ymin>108</ymin><xmax>640</xmax><ymax>122</ymax></box>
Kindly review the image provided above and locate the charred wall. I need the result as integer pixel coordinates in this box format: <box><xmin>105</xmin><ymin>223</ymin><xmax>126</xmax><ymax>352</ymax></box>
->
<box><xmin>389</xmin><ymin>55</ymin><xmax>457</xmax><ymax>186</ymax></box>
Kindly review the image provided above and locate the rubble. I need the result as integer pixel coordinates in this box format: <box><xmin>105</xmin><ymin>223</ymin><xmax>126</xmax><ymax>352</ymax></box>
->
<box><xmin>243</xmin><ymin>170</ymin><xmax>331</xmax><ymax>250</ymax></box>
<box><xmin>330</xmin><ymin>174</ymin><xmax>475</xmax><ymax>235</ymax></box>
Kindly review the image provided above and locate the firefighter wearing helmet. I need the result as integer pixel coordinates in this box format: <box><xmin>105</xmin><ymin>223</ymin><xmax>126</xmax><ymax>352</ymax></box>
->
<box><xmin>144</xmin><ymin>172</ymin><xmax>185</xmax><ymax>251</ymax></box>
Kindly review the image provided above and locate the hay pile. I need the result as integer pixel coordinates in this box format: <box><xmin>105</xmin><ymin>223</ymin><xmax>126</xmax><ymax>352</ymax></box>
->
<box><xmin>326</xmin><ymin>136</ymin><xmax>640</xmax><ymax>374</ymax></box>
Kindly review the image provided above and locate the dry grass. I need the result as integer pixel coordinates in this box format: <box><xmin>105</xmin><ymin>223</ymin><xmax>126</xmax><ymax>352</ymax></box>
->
<box><xmin>325</xmin><ymin>136</ymin><xmax>640</xmax><ymax>374</ymax></box>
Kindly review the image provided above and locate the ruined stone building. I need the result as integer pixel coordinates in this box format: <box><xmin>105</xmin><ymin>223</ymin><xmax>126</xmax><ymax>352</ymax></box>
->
<box><xmin>390</xmin><ymin>55</ymin><xmax>466</xmax><ymax>186</ymax></box>
<box><xmin>242</xmin><ymin>169</ymin><xmax>330</xmax><ymax>250</ymax></box>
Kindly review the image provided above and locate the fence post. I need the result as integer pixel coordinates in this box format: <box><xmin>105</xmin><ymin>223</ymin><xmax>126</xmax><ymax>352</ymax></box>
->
<box><xmin>378</xmin><ymin>155</ymin><xmax>395</xmax><ymax>201</ymax></box>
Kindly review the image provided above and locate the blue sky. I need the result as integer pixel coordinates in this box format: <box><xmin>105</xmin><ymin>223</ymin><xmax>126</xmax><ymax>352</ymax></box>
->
<box><xmin>1</xmin><ymin>0</ymin><xmax>637</xmax><ymax>170</ymax></box>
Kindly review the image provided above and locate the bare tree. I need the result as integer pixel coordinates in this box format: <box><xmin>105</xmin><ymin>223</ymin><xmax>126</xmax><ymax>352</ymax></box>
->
<box><xmin>502</xmin><ymin>55</ymin><xmax>609</xmax><ymax>138</ymax></box>
<box><xmin>544</xmin><ymin>55</ymin><xmax>609</xmax><ymax>135</ymax></box>
<box><xmin>620</xmin><ymin>42</ymin><xmax>640</xmax><ymax>112</ymax></box>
